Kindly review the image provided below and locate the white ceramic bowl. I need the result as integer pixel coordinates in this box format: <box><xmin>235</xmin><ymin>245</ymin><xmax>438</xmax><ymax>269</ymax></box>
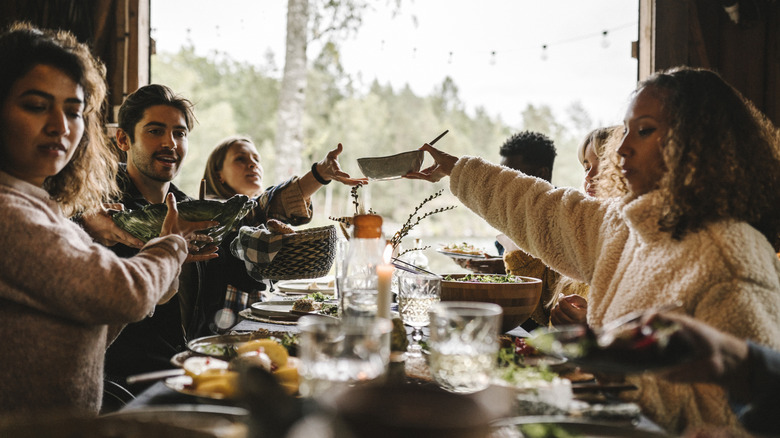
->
<box><xmin>357</xmin><ymin>150</ymin><xmax>424</xmax><ymax>180</ymax></box>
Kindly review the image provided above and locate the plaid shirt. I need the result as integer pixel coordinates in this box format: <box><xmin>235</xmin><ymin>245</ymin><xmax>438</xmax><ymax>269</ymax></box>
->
<box><xmin>204</xmin><ymin>177</ymin><xmax>313</xmax><ymax>333</ymax></box>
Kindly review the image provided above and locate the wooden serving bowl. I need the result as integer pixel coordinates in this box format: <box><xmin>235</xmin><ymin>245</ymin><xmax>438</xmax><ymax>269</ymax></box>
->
<box><xmin>440</xmin><ymin>274</ymin><xmax>542</xmax><ymax>333</ymax></box>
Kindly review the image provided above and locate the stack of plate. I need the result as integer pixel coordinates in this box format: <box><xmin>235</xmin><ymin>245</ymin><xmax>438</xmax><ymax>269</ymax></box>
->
<box><xmin>274</xmin><ymin>276</ymin><xmax>335</xmax><ymax>295</ymax></box>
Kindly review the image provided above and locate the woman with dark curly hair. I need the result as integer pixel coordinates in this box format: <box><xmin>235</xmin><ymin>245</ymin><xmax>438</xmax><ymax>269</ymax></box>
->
<box><xmin>405</xmin><ymin>66</ymin><xmax>780</xmax><ymax>434</ymax></box>
<box><xmin>0</xmin><ymin>23</ymin><xmax>211</xmax><ymax>417</ymax></box>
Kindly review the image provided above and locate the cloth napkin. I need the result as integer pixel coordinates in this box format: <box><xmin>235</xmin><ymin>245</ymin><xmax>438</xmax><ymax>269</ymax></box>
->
<box><xmin>231</xmin><ymin>225</ymin><xmax>286</xmax><ymax>279</ymax></box>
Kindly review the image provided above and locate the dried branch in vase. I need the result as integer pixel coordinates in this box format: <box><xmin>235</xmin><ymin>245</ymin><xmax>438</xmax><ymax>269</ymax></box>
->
<box><xmin>398</xmin><ymin>245</ymin><xmax>431</xmax><ymax>258</ymax></box>
<box><xmin>390</xmin><ymin>189</ymin><xmax>456</xmax><ymax>251</ymax></box>
<box><xmin>349</xmin><ymin>183</ymin><xmax>375</xmax><ymax>216</ymax></box>
<box><xmin>331</xmin><ymin>186</ymin><xmax>454</xmax><ymax>246</ymax></box>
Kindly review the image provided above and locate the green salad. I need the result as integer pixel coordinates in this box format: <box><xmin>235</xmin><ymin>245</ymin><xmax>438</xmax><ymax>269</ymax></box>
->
<box><xmin>443</xmin><ymin>274</ymin><xmax>528</xmax><ymax>283</ymax></box>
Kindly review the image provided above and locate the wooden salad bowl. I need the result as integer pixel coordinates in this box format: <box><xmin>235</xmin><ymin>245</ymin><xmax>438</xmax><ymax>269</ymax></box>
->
<box><xmin>440</xmin><ymin>274</ymin><xmax>542</xmax><ymax>333</ymax></box>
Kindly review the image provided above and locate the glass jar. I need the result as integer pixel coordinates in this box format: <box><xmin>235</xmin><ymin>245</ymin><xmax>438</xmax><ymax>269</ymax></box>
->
<box><xmin>338</xmin><ymin>214</ymin><xmax>385</xmax><ymax>323</ymax></box>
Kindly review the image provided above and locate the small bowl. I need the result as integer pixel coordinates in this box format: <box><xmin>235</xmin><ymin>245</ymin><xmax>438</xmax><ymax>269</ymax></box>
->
<box><xmin>440</xmin><ymin>274</ymin><xmax>542</xmax><ymax>333</ymax></box>
<box><xmin>357</xmin><ymin>150</ymin><xmax>424</xmax><ymax>180</ymax></box>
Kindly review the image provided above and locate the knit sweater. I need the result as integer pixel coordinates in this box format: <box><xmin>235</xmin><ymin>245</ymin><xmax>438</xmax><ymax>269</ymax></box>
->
<box><xmin>0</xmin><ymin>171</ymin><xmax>187</xmax><ymax>417</ymax></box>
<box><xmin>450</xmin><ymin>157</ymin><xmax>780</xmax><ymax>434</ymax></box>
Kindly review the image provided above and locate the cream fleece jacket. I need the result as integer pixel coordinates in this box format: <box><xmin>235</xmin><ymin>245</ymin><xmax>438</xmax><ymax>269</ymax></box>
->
<box><xmin>450</xmin><ymin>157</ymin><xmax>780</xmax><ymax>434</ymax></box>
<box><xmin>0</xmin><ymin>172</ymin><xmax>187</xmax><ymax>417</ymax></box>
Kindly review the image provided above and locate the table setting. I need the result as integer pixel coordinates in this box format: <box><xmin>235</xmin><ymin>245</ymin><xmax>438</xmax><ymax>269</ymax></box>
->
<box><xmin>115</xmin><ymin>263</ymin><xmax>676</xmax><ymax>438</ymax></box>
<box><xmin>96</xmin><ymin>136</ymin><xmax>675</xmax><ymax>437</ymax></box>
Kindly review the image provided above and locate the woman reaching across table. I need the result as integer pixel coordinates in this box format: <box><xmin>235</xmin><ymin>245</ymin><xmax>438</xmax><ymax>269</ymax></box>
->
<box><xmin>406</xmin><ymin>67</ymin><xmax>780</xmax><ymax>434</ymax></box>
<box><xmin>200</xmin><ymin>136</ymin><xmax>366</xmax><ymax>333</ymax></box>
<box><xmin>0</xmin><ymin>23</ymin><xmax>213</xmax><ymax>417</ymax></box>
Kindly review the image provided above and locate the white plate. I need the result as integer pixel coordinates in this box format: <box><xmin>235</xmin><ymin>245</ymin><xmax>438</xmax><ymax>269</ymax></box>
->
<box><xmin>250</xmin><ymin>301</ymin><xmax>299</xmax><ymax>321</ymax></box>
<box><xmin>436</xmin><ymin>248</ymin><xmax>497</xmax><ymax>260</ymax></box>
<box><xmin>275</xmin><ymin>277</ymin><xmax>335</xmax><ymax>294</ymax></box>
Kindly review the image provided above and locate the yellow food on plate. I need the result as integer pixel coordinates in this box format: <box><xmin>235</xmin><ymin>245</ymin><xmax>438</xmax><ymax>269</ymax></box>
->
<box><xmin>274</xmin><ymin>365</ymin><xmax>299</xmax><ymax>383</ymax></box>
<box><xmin>274</xmin><ymin>364</ymin><xmax>300</xmax><ymax>395</ymax></box>
<box><xmin>236</xmin><ymin>339</ymin><xmax>289</xmax><ymax>367</ymax></box>
<box><xmin>180</xmin><ymin>338</ymin><xmax>299</xmax><ymax>397</ymax></box>
<box><xmin>193</xmin><ymin>371</ymin><xmax>239</xmax><ymax>397</ymax></box>
<box><xmin>192</xmin><ymin>368</ymin><xmax>233</xmax><ymax>385</ymax></box>
<box><xmin>279</xmin><ymin>382</ymin><xmax>299</xmax><ymax>396</ymax></box>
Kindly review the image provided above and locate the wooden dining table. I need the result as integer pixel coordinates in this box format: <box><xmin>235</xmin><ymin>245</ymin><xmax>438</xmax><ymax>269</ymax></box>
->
<box><xmin>116</xmin><ymin>311</ymin><xmax>670</xmax><ymax>438</ymax></box>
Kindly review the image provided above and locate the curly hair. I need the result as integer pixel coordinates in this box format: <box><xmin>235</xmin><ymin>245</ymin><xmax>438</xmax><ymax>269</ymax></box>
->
<box><xmin>642</xmin><ymin>66</ymin><xmax>780</xmax><ymax>249</ymax></box>
<box><xmin>499</xmin><ymin>131</ymin><xmax>557</xmax><ymax>174</ymax></box>
<box><xmin>203</xmin><ymin>135</ymin><xmax>257</xmax><ymax>199</ymax></box>
<box><xmin>0</xmin><ymin>22</ymin><xmax>118</xmax><ymax>217</ymax></box>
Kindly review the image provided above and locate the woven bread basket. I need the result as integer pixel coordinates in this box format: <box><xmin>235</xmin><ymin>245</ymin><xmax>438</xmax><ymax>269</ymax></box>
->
<box><xmin>252</xmin><ymin>225</ymin><xmax>337</xmax><ymax>280</ymax></box>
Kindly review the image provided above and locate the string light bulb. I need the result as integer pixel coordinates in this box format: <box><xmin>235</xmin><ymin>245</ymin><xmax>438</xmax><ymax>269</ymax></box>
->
<box><xmin>601</xmin><ymin>30</ymin><xmax>610</xmax><ymax>48</ymax></box>
<box><xmin>490</xmin><ymin>51</ymin><xmax>497</xmax><ymax>66</ymax></box>
<box><xmin>448</xmin><ymin>51</ymin><xmax>454</xmax><ymax>64</ymax></box>
<box><xmin>541</xmin><ymin>44</ymin><xmax>548</xmax><ymax>61</ymax></box>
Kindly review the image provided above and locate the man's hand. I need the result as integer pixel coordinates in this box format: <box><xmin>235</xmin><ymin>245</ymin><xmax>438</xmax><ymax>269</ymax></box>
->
<box><xmin>160</xmin><ymin>193</ymin><xmax>220</xmax><ymax>262</ymax></box>
<box><xmin>79</xmin><ymin>203</ymin><xmax>144</xmax><ymax>248</ymax></box>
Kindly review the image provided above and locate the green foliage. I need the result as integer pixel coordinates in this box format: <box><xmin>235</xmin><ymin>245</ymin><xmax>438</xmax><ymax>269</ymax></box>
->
<box><xmin>152</xmin><ymin>43</ymin><xmax>592</xmax><ymax>240</ymax></box>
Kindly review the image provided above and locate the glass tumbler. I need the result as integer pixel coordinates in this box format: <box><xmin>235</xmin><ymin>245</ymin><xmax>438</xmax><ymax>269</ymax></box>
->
<box><xmin>427</xmin><ymin>301</ymin><xmax>502</xmax><ymax>394</ymax></box>
<box><xmin>298</xmin><ymin>316</ymin><xmax>392</xmax><ymax>398</ymax></box>
<box><xmin>397</xmin><ymin>272</ymin><xmax>441</xmax><ymax>357</ymax></box>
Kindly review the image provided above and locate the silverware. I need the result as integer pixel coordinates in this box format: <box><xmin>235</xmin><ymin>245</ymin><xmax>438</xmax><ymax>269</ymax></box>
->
<box><xmin>391</xmin><ymin>257</ymin><xmax>439</xmax><ymax>277</ymax></box>
<box><xmin>126</xmin><ymin>368</ymin><xmax>185</xmax><ymax>385</ymax></box>
<box><xmin>428</xmin><ymin>129</ymin><xmax>449</xmax><ymax>145</ymax></box>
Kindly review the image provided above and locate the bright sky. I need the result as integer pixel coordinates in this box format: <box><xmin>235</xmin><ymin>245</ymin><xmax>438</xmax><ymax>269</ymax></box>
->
<box><xmin>151</xmin><ymin>0</ymin><xmax>639</xmax><ymax>130</ymax></box>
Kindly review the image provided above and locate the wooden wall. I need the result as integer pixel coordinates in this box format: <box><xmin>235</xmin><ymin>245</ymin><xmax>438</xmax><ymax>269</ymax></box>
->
<box><xmin>0</xmin><ymin>0</ymin><xmax>150</xmax><ymax>124</ymax></box>
<box><xmin>639</xmin><ymin>0</ymin><xmax>780</xmax><ymax>125</ymax></box>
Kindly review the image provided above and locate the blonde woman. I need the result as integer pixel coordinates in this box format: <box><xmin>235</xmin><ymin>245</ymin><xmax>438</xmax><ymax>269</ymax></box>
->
<box><xmin>550</xmin><ymin>126</ymin><xmax>625</xmax><ymax>326</ymax></box>
<box><xmin>200</xmin><ymin>136</ymin><xmax>365</xmax><ymax>332</ymax></box>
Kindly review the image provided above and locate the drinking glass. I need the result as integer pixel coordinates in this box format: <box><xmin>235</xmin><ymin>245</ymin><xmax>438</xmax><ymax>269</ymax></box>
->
<box><xmin>298</xmin><ymin>316</ymin><xmax>392</xmax><ymax>398</ymax></box>
<box><xmin>333</xmin><ymin>237</ymin><xmax>349</xmax><ymax>317</ymax></box>
<box><xmin>397</xmin><ymin>272</ymin><xmax>441</xmax><ymax>357</ymax></box>
<box><xmin>427</xmin><ymin>301</ymin><xmax>502</xmax><ymax>394</ymax></box>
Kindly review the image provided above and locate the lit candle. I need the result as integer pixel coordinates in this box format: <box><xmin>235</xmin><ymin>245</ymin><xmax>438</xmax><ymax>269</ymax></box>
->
<box><xmin>376</xmin><ymin>243</ymin><xmax>394</xmax><ymax>319</ymax></box>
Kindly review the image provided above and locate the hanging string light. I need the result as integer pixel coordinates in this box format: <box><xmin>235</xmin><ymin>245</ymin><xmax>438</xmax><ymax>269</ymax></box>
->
<box><xmin>432</xmin><ymin>21</ymin><xmax>634</xmax><ymax>66</ymax></box>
